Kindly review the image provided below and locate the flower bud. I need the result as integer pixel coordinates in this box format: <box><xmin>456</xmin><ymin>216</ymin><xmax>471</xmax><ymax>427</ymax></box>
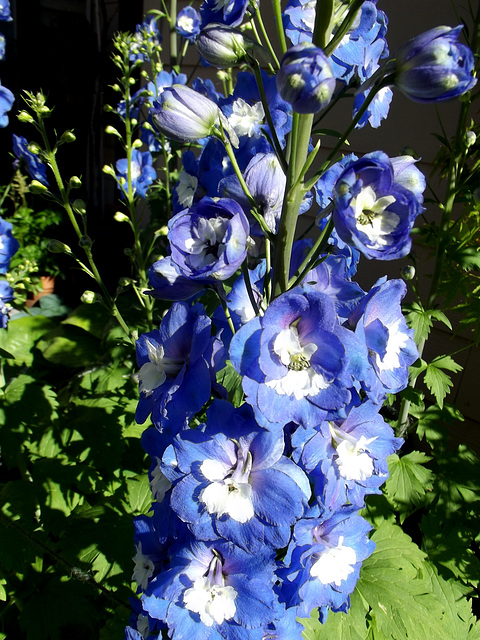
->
<box><xmin>73</xmin><ymin>199</ymin><xmax>87</xmax><ymax>215</ymax></box>
<box><xmin>29</xmin><ymin>180</ymin><xmax>49</xmax><ymax>193</ymax></box>
<box><xmin>114</xmin><ymin>211</ymin><xmax>130</xmax><ymax>222</ymax></box>
<box><xmin>401</xmin><ymin>265</ymin><xmax>416</xmax><ymax>281</ymax></box>
<box><xmin>69</xmin><ymin>176</ymin><xmax>82</xmax><ymax>189</ymax></box>
<box><xmin>394</xmin><ymin>26</ymin><xmax>477</xmax><ymax>103</ymax></box>
<box><xmin>18</xmin><ymin>110</ymin><xmax>34</xmax><ymax>123</ymax></box>
<box><xmin>81</xmin><ymin>290</ymin><xmax>102</xmax><ymax>304</ymax></box>
<box><xmin>79</xmin><ymin>235</ymin><xmax>93</xmax><ymax>249</ymax></box>
<box><xmin>150</xmin><ymin>84</ymin><xmax>221</xmax><ymax>143</ymax></box>
<box><xmin>276</xmin><ymin>43</ymin><xmax>335</xmax><ymax>114</ymax></box>
<box><xmin>195</xmin><ymin>23</ymin><xmax>251</xmax><ymax>69</ymax></box>
<box><xmin>47</xmin><ymin>239</ymin><xmax>72</xmax><ymax>254</ymax></box>
<box><xmin>59</xmin><ymin>130</ymin><xmax>76</xmax><ymax>144</ymax></box>
<box><xmin>465</xmin><ymin>131</ymin><xmax>476</xmax><ymax>148</ymax></box>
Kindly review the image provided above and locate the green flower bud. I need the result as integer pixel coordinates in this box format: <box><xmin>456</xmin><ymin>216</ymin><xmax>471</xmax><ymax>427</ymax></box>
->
<box><xmin>47</xmin><ymin>239</ymin><xmax>72</xmax><ymax>254</ymax></box>
<box><xmin>81</xmin><ymin>290</ymin><xmax>102</xmax><ymax>304</ymax></box>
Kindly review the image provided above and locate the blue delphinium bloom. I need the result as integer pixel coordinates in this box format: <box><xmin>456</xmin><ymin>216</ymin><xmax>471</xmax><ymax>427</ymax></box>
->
<box><xmin>278</xmin><ymin>506</ymin><xmax>375</xmax><ymax>621</ymax></box>
<box><xmin>277</xmin><ymin>43</ymin><xmax>336</xmax><ymax>114</ymax></box>
<box><xmin>12</xmin><ymin>134</ymin><xmax>49</xmax><ymax>186</ymax></box>
<box><xmin>168</xmin><ymin>196</ymin><xmax>250</xmax><ymax>282</ymax></box>
<box><xmin>0</xmin><ymin>1</ymin><xmax>12</xmax><ymax>21</ymax></box>
<box><xmin>116</xmin><ymin>149</ymin><xmax>157</xmax><ymax>198</ymax></box>
<box><xmin>0</xmin><ymin>280</ymin><xmax>14</xmax><ymax>328</ymax></box>
<box><xmin>146</xmin><ymin>70</ymin><xmax>187</xmax><ymax>103</ymax></box>
<box><xmin>0</xmin><ymin>34</ymin><xmax>5</xmax><ymax>60</ymax></box>
<box><xmin>394</xmin><ymin>25</ymin><xmax>477</xmax><ymax>103</ymax></box>
<box><xmin>332</xmin><ymin>151</ymin><xmax>425</xmax><ymax>260</ymax></box>
<box><xmin>142</xmin><ymin>538</ymin><xmax>281</xmax><ymax>639</ymax></box>
<box><xmin>200</xmin><ymin>0</ymin><xmax>249</xmax><ymax>28</ymax></box>
<box><xmin>147</xmin><ymin>256</ymin><xmax>210</xmax><ymax>301</ymax></box>
<box><xmin>116</xmin><ymin>87</ymin><xmax>146</xmax><ymax>121</ymax></box>
<box><xmin>348</xmin><ymin>277</ymin><xmax>419</xmax><ymax>401</ymax></box>
<box><xmin>176</xmin><ymin>6</ymin><xmax>201</xmax><ymax>41</ymax></box>
<box><xmin>0</xmin><ymin>217</ymin><xmax>19</xmax><ymax>273</ymax></box>
<box><xmin>230</xmin><ymin>286</ymin><xmax>369</xmax><ymax>429</ymax></box>
<box><xmin>299</xmin><ymin>401</ymin><xmax>402</xmax><ymax>511</ymax></box>
<box><xmin>196</xmin><ymin>23</ymin><xmax>254</xmax><ymax>68</ymax></box>
<box><xmin>163</xmin><ymin>400</ymin><xmax>310</xmax><ymax>551</ymax></box>
<box><xmin>0</xmin><ymin>82</ymin><xmax>14</xmax><ymax>128</ymax></box>
<box><xmin>135</xmin><ymin>301</ymin><xmax>224</xmax><ymax>441</ymax></box>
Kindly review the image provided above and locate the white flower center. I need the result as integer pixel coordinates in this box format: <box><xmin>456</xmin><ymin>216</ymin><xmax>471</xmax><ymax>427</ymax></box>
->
<box><xmin>184</xmin><ymin>577</ymin><xmax>237</xmax><ymax>627</ymax></box>
<box><xmin>330</xmin><ymin>425</ymin><xmax>377</xmax><ymax>481</ymax></box>
<box><xmin>351</xmin><ymin>186</ymin><xmax>399</xmax><ymax>247</ymax></box>
<box><xmin>375</xmin><ymin>318</ymin><xmax>409</xmax><ymax>372</ymax></box>
<box><xmin>184</xmin><ymin>216</ymin><xmax>229</xmax><ymax>269</ymax></box>
<box><xmin>176</xmin><ymin>171</ymin><xmax>198</xmax><ymax>208</ymax></box>
<box><xmin>150</xmin><ymin>460</ymin><xmax>172</xmax><ymax>502</ymax></box>
<box><xmin>132</xmin><ymin>543</ymin><xmax>155</xmax><ymax>591</ymax></box>
<box><xmin>310</xmin><ymin>536</ymin><xmax>357</xmax><ymax>586</ymax></box>
<box><xmin>138</xmin><ymin>338</ymin><xmax>184</xmax><ymax>396</ymax></box>
<box><xmin>228</xmin><ymin>99</ymin><xmax>265</xmax><ymax>137</ymax></box>
<box><xmin>177</xmin><ymin>15</ymin><xmax>195</xmax><ymax>32</ymax></box>
<box><xmin>266</xmin><ymin>326</ymin><xmax>329</xmax><ymax>399</ymax></box>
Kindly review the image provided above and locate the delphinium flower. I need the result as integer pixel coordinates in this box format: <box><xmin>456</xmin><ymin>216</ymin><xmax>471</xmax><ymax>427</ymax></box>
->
<box><xmin>0</xmin><ymin>34</ymin><xmax>5</xmax><ymax>60</ymax></box>
<box><xmin>167</xmin><ymin>196</ymin><xmax>251</xmax><ymax>282</ymax></box>
<box><xmin>135</xmin><ymin>301</ymin><xmax>225</xmax><ymax>446</ymax></box>
<box><xmin>142</xmin><ymin>538</ymin><xmax>282</xmax><ymax>639</ymax></box>
<box><xmin>129</xmin><ymin>15</ymin><xmax>161</xmax><ymax>63</ymax></box>
<box><xmin>176</xmin><ymin>6</ymin><xmax>201</xmax><ymax>42</ymax></box>
<box><xmin>196</xmin><ymin>23</ymin><xmax>255</xmax><ymax>68</ymax></box>
<box><xmin>393</xmin><ymin>25</ymin><xmax>477</xmax><ymax>103</ymax></box>
<box><xmin>278</xmin><ymin>507</ymin><xmax>375</xmax><ymax>622</ymax></box>
<box><xmin>0</xmin><ymin>82</ymin><xmax>14</xmax><ymax>128</ymax></box>
<box><xmin>0</xmin><ymin>1</ymin><xmax>12</xmax><ymax>21</ymax></box>
<box><xmin>161</xmin><ymin>400</ymin><xmax>310</xmax><ymax>551</ymax></box>
<box><xmin>332</xmin><ymin>151</ymin><xmax>425</xmax><ymax>260</ymax></box>
<box><xmin>0</xmin><ymin>216</ymin><xmax>19</xmax><ymax>273</ymax></box>
<box><xmin>12</xmin><ymin>134</ymin><xmax>49</xmax><ymax>186</ymax></box>
<box><xmin>115</xmin><ymin>149</ymin><xmax>157</xmax><ymax>198</ymax></box>
<box><xmin>200</xmin><ymin>0</ymin><xmax>250</xmax><ymax>28</ymax></box>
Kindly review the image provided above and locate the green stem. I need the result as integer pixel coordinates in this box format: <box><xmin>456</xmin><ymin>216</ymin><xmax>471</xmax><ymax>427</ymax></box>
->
<box><xmin>254</xmin><ymin>7</ymin><xmax>280</xmax><ymax>68</ymax></box>
<box><xmin>271</xmin><ymin>0</ymin><xmax>287</xmax><ymax>55</ymax></box>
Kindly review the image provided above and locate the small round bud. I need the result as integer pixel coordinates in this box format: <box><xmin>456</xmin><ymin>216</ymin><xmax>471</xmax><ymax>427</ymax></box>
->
<box><xmin>73</xmin><ymin>199</ymin><xmax>87</xmax><ymax>215</ymax></box>
<box><xmin>18</xmin><ymin>110</ymin><xmax>34</xmax><ymax>123</ymax></box>
<box><xmin>81</xmin><ymin>290</ymin><xmax>102</xmax><ymax>304</ymax></box>
<box><xmin>79</xmin><ymin>235</ymin><xmax>93</xmax><ymax>249</ymax></box>
<box><xmin>118</xmin><ymin>277</ymin><xmax>132</xmax><ymax>287</ymax></box>
<box><xmin>47</xmin><ymin>239</ymin><xmax>71</xmax><ymax>254</ymax></box>
<box><xmin>465</xmin><ymin>131</ymin><xmax>476</xmax><ymax>148</ymax></box>
<box><xmin>110</xmin><ymin>83</ymin><xmax>121</xmax><ymax>92</ymax></box>
<box><xmin>102</xmin><ymin>164</ymin><xmax>116</xmax><ymax>177</ymax></box>
<box><xmin>30</xmin><ymin>180</ymin><xmax>49</xmax><ymax>193</ymax></box>
<box><xmin>114</xmin><ymin>211</ymin><xmax>129</xmax><ymax>222</ymax></box>
<box><xmin>128</xmin><ymin>77</ymin><xmax>136</xmax><ymax>85</ymax></box>
<box><xmin>105</xmin><ymin>125</ymin><xmax>121</xmax><ymax>137</ymax></box>
<box><xmin>69</xmin><ymin>176</ymin><xmax>82</xmax><ymax>189</ymax></box>
<box><xmin>60</xmin><ymin>130</ymin><xmax>76</xmax><ymax>144</ymax></box>
<box><xmin>131</xmin><ymin>118</ymin><xmax>138</xmax><ymax>127</ymax></box>
<box><xmin>132</xmin><ymin>138</ymin><xmax>143</xmax><ymax>149</ymax></box>
<box><xmin>27</xmin><ymin>142</ymin><xmax>42</xmax><ymax>155</ymax></box>
<box><xmin>401</xmin><ymin>265</ymin><xmax>416</xmax><ymax>281</ymax></box>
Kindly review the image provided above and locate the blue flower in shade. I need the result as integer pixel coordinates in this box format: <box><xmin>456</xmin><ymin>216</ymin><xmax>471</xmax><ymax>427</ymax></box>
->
<box><xmin>278</xmin><ymin>507</ymin><xmax>375</xmax><ymax>621</ymax></box>
<box><xmin>299</xmin><ymin>401</ymin><xmax>402</xmax><ymax>512</ymax></box>
<box><xmin>0</xmin><ymin>1</ymin><xmax>12</xmax><ymax>21</ymax></box>
<box><xmin>277</xmin><ymin>43</ymin><xmax>336</xmax><ymax>114</ymax></box>
<box><xmin>142</xmin><ymin>539</ymin><xmax>281</xmax><ymax>639</ymax></box>
<box><xmin>116</xmin><ymin>149</ymin><xmax>157</xmax><ymax>198</ymax></box>
<box><xmin>230</xmin><ymin>286</ymin><xmax>369</xmax><ymax>429</ymax></box>
<box><xmin>0</xmin><ymin>217</ymin><xmax>19</xmax><ymax>273</ymax></box>
<box><xmin>0</xmin><ymin>83</ymin><xmax>14</xmax><ymax>128</ymax></box>
<box><xmin>394</xmin><ymin>25</ymin><xmax>477</xmax><ymax>103</ymax></box>
<box><xmin>135</xmin><ymin>301</ymin><xmax>225</xmax><ymax>441</ymax></box>
<box><xmin>12</xmin><ymin>134</ymin><xmax>49</xmax><ymax>186</ymax></box>
<box><xmin>168</xmin><ymin>197</ymin><xmax>250</xmax><ymax>282</ymax></box>
<box><xmin>353</xmin><ymin>86</ymin><xmax>393</xmax><ymax>129</ymax></box>
<box><xmin>0</xmin><ymin>280</ymin><xmax>14</xmax><ymax>328</ymax></box>
<box><xmin>176</xmin><ymin>6</ymin><xmax>201</xmax><ymax>41</ymax></box>
<box><xmin>147</xmin><ymin>256</ymin><xmax>209</xmax><ymax>302</ymax></box>
<box><xmin>146</xmin><ymin>70</ymin><xmax>187</xmax><ymax>104</ymax></box>
<box><xmin>116</xmin><ymin>87</ymin><xmax>146</xmax><ymax>121</ymax></box>
<box><xmin>200</xmin><ymin>0</ymin><xmax>249</xmax><ymax>28</ymax></box>
<box><xmin>162</xmin><ymin>400</ymin><xmax>310</xmax><ymax>552</ymax></box>
<box><xmin>0</xmin><ymin>34</ymin><xmax>6</xmax><ymax>60</ymax></box>
<box><xmin>348</xmin><ymin>277</ymin><xmax>419</xmax><ymax>401</ymax></box>
<box><xmin>332</xmin><ymin>151</ymin><xmax>425</xmax><ymax>260</ymax></box>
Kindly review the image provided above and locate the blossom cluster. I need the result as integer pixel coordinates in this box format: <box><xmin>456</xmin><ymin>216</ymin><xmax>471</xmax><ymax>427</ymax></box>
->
<box><xmin>122</xmin><ymin>2</ymin><xmax>476</xmax><ymax>639</ymax></box>
<box><xmin>0</xmin><ymin>0</ymin><xmax>13</xmax><ymax>128</ymax></box>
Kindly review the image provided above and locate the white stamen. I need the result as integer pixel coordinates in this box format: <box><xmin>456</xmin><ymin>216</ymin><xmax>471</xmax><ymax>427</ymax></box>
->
<box><xmin>310</xmin><ymin>536</ymin><xmax>357</xmax><ymax>586</ymax></box>
<box><xmin>184</xmin><ymin>577</ymin><xmax>237</xmax><ymax>626</ymax></box>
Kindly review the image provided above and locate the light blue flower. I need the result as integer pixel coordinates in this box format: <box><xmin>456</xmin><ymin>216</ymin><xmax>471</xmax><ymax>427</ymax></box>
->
<box><xmin>0</xmin><ymin>216</ymin><xmax>19</xmax><ymax>273</ymax></box>
<box><xmin>115</xmin><ymin>149</ymin><xmax>157</xmax><ymax>198</ymax></box>
<box><xmin>0</xmin><ymin>1</ymin><xmax>12</xmax><ymax>21</ymax></box>
<box><xmin>176</xmin><ymin>6</ymin><xmax>201</xmax><ymax>41</ymax></box>
<box><xmin>0</xmin><ymin>82</ymin><xmax>14</xmax><ymax>128</ymax></box>
<box><xmin>0</xmin><ymin>280</ymin><xmax>14</xmax><ymax>328</ymax></box>
<box><xmin>12</xmin><ymin>134</ymin><xmax>49</xmax><ymax>186</ymax></box>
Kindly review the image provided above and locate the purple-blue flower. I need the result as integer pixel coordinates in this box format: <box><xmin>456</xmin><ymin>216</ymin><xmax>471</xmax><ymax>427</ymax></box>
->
<box><xmin>0</xmin><ymin>82</ymin><xmax>14</xmax><ymax>128</ymax></box>
<box><xmin>332</xmin><ymin>151</ymin><xmax>425</xmax><ymax>260</ymax></box>
<box><xmin>116</xmin><ymin>149</ymin><xmax>157</xmax><ymax>198</ymax></box>
<box><xmin>0</xmin><ymin>1</ymin><xmax>12</xmax><ymax>21</ymax></box>
<box><xmin>200</xmin><ymin>0</ymin><xmax>249</xmax><ymax>28</ymax></box>
<box><xmin>129</xmin><ymin>15</ymin><xmax>161</xmax><ymax>63</ymax></box>
<box><xmin>0</xmin><ymin>34</ymin><xmax>6</xmax><ymax>60</ymax></box>
<box><xmin>196</xmin><ymin>23</ymin><xmax>253</xmax><ymax>68</ymax></box>
<box><xmin>277</xmin><ymin>43</ymin><xmax>336</xmax><ymax>114</ymax></box>
<box><xmin>394</xmin><ymin>25</ymin><xmax>477</xmax><ymax>103</ymax></box>
<box><xmin>142</xmin><ymin>539</ymin><xmax>281</xmax><ymax>639</ymax></box>
<box><xmin>176</xmin><ymin>6</ymin><xmax>201</xmax><ymax>41</ymax></box>
<box><xmin>348</xmin><ymin>277</ymin><xmax>419</xmax><ymax>400</ymax></box>
<box><xmin>168</xmin><ymin>196</ymin><xmax>250</xmax><ymax>281</ymax></box>
<box><xmin>135</xmin><ymin>301</ymin><xmax>224</xmax><ymax>443</ymax></box>
<box><xmin>162</xmin><ymin>400</ymin><xmax>310</xmax><ymax>551</ymax></box>
<box><xmin>0</xmin><ymin>280</ymin><xmax>14</xmax><ymax>328</ymax></box>
<box><xmin>12</xmin><ymin>134</ymin><xmax>49</xmax><ymax>186</ymax></box>
<box><xmin>0</xmin><ymin>217</ymin><xmax>19</xmax><ymax>273</ymax></box>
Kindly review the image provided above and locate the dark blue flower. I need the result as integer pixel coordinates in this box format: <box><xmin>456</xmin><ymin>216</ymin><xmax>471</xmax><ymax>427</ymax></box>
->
<box><xmin>163</xmin><ymin>400</ymin><xmax>310</xmax><ymax>551</ymax></box>
<box><xmin>168</xmin><ymin>197</ymin><xmax>250</xmax><ymax>281</ymax></box>
<box><xmin>0</xmin><ymin>280</ymin><xmax>14</xmax><ymax>328</ymax></box>
<box><xmin>116</xmin><ymin>149</ymin><xmax>157</xmax><ymax>198</ymax></box>
<box><xmin>0</xmin><ymin>1</ymin><xmax>12</xmax><ymax>21</ymax></box>
<box><xmin>394</xmin><ymin>25</ymin><xmax>477</xmax><ymax>103</ymax></box>
<box><xmin>277</xmin><ymin>43</ymin><xmax>336</xmax><ymax>114</ymax></box>
<box><xmin>0</xmin><ymin>216</ymin><xmax>19</xmax><ymax>273</ymax></box>
<box><xmin>200</xmin><ymin>0</ymin><xmax>249</xmax><ymax>28</ymax></box>
<box><xmin>176</xmin><ymin>6</ymin><xmax>201</xmax><ymax>41</ymax></box>
<box><xmin>0</xmin><ymin>34</ymin><xmax>6</xmax><ymax>60</ymax></box>
<box><xmin>333</xmin><ymin>151</ymin><xmax>425</xmax><ymax>260</ymax></box>
<box><xmin>12</xmin><ymin>134</ymin><xmax>49</xmax><ymax>186</ymax></box>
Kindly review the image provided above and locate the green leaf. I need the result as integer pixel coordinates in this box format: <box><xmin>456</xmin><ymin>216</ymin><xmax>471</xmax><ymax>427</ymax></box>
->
<box><xmin>301</xmin><ymin>590</ymin><xmax>369</xmax><ymax>639</ymax></box>
<box><xmin>0</xmin><ymin>315</ymin><xmax>57</xmax><ymax>365</ymax></box>
<box><xmin>126</xmin><ymin>473</ymin><xmax>152</xmax><ymax>515</ymax></box>
<box><xmin>384</xmin><ymin>451</ymin><xmax>434</xmax><ymax>522</ymax></box>
<box><xmin>36</xmin><ymin>325</ymin><xmax>101</xmax><ymax>367</ymax></box>
<box><xmin>62</xmin><ymin>303</ymin><xmax>110</xmax><ymax>338</ymax></box>
<box><xmin>450</xmin><ymin>246</ymin><xmax>480</xmax><ymax>271</ymax></box>
<box><xmin>405</xmin><ymin>302</ymin><xmax>434</xmax><ymax>342</ymax></box>
<box><xmin>423</xmin><ymin>355</ymin><xmax>462</xmax><ymax>408</ymax></box>
<box><xmin>217</xmin><ymin>360</ymin><xmax>244</xmax><ymax>407</ymax></box>
<box><xmin>0</xmin><ymin>346</ymin><xmax>15</xmax><ymax>359</ymax></box>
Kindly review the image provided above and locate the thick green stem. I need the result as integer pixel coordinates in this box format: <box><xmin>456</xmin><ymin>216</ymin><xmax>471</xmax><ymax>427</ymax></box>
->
<box><xmin>271</xmin><ymin>0</ymin><xmax>287</xmax><ymax>55</ymax></box>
